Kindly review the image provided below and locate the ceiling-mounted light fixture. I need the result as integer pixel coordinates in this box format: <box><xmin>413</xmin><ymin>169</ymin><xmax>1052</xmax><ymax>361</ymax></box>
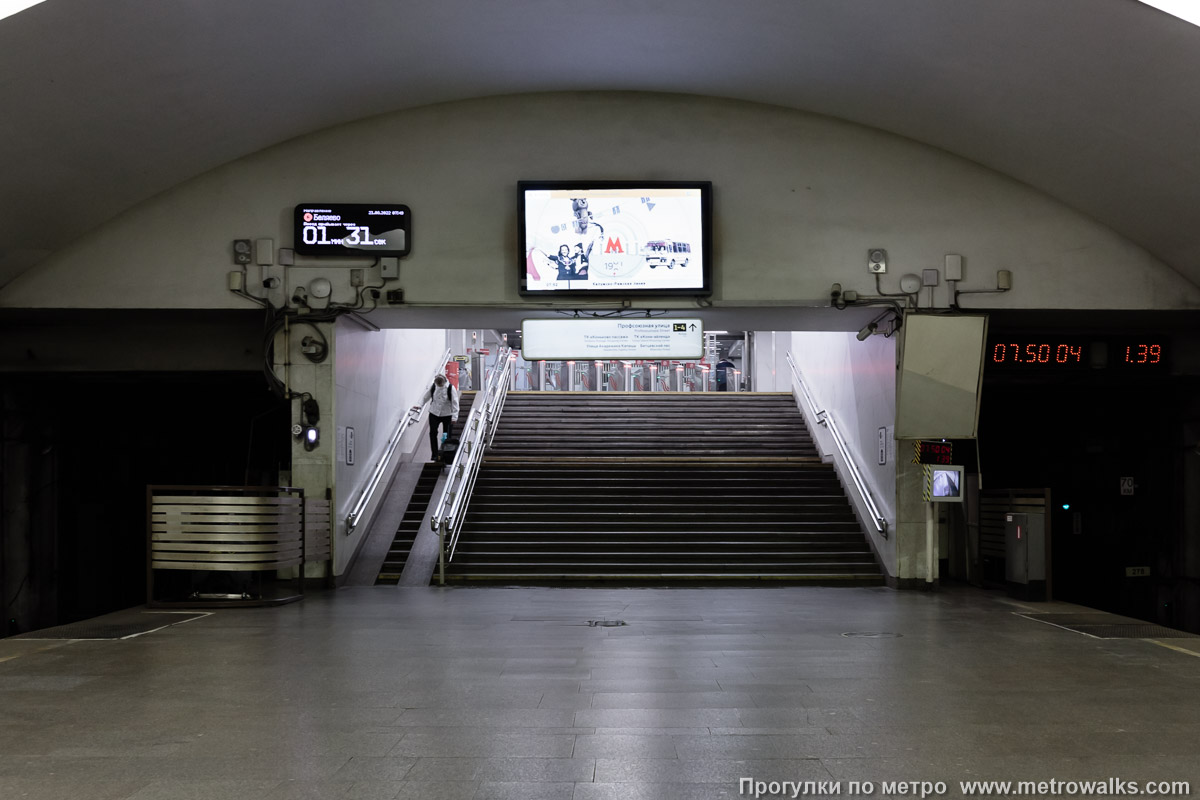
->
<box><xmin>1136</xmin><ymin>1</ymin><xmax>1200</xmax><ymax>28</ymax></box>
<box><xmin>0</xmin><ymin>2</ymin><xmax>49</xmax><ymax>24</ymax></box>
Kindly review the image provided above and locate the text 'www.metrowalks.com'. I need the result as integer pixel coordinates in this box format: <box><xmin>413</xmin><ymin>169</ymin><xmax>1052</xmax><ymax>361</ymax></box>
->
<box><xmin>740</xmin><ymin>777</ymin><xmax>1191</xmax><ymax>798</ymax></box>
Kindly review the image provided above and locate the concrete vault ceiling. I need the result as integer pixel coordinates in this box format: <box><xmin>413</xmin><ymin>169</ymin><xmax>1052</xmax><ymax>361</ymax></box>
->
<box><xmin>2</xmin><ymin>0</ymin><xmax>1199</xmax><ymax>293</ymax></box>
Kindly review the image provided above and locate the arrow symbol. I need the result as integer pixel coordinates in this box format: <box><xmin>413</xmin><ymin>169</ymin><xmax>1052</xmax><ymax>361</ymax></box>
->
<box><xmin>689</xmin><ymin>324</ymin><xmax>697</xmax><ymax>331</ymax></box>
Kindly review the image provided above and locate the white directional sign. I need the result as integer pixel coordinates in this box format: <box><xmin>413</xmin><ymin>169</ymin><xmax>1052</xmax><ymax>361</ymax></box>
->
<box><xmin>521</xmin><ymin>318</ymin><xmax>704</xmax><ymax>360</ymax></box>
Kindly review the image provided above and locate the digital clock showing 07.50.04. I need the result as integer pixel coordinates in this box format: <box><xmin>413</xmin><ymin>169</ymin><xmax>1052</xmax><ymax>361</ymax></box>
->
<box><xmin>989</xmin><ymin>340</ymin><xmax>1088</xmax><ymax>368</ymax></box>
<box><xmin>987</xmin><ymin>338</ymin><xmax>1168</xmax><ymax>370</ymax></box>
<box><xmin>293</xmin><ymin>204</ymin><xmax>410</xmax><ymax>257</ymax></box>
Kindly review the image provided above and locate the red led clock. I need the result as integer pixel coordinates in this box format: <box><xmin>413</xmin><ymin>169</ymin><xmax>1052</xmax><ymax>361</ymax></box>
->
<box><xmin>988</xmin><ymin>340</ymin><xmax>1088</xmax><ymax>368</ymax></box>
<box><xmin>986</xmin><ymin>338</ymin><xmax>1167</xmax><ymax>370</ymax></box>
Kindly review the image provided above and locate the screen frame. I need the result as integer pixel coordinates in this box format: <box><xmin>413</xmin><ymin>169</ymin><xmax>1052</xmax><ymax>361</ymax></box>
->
<box><xmin>293</xmin><ymin>203</ymin><xmax>411</xmax><ymax>258</ymax></box>
<box><xmin>517</xmin><ymin>180</ymin><xmax>713</xmax><ymax>298</ymax></box>
<box><xmin>926</xmin><ymin>464</ymin><xmax>966</xmax><ymax>504</ymax></box>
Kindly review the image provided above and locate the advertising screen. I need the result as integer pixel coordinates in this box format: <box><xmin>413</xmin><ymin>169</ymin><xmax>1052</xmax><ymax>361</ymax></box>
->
<box><xmin>518</xmin><ymin>181</ymin><xmax>712</xmax><ymax>297</ymax></box>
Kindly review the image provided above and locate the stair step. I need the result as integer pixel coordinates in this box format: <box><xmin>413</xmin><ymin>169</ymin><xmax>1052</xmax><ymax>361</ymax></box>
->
<box><xmin>446</xmin><ymin>563</ymin><xmax>881</xmax><ymax>573</ymax></box>
<box><xmin>373</xmin><ymin>461</ymin><xmax>444</xmax><ymax>585</ymax></box>
<box><xmin>435</xmin><ymin>392</ymin><xmax>880</xmax><ymax>585</ymax></box>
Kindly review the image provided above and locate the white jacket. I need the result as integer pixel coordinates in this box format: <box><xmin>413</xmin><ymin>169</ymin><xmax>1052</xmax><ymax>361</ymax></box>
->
<box><xmin>422</xmin><ymin>382</ymin><xmax>460</xmax><ymax>419</ymax></box>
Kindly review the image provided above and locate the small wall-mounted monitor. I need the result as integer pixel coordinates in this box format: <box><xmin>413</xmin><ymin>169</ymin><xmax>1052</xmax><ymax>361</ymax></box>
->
<box><xmin>926</xmin><ymin>464</ymin><xmax>965</xmax><ymax>503</ymax></box>
<box><xmin>518</xmin><ymin>181</ymin><xmax>712</xmax><ymax>297</ymax></box>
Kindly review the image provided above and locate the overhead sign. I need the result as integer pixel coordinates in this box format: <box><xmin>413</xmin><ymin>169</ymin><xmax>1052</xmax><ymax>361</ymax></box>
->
<box><xmin>521</xmin><ymin>318</ymin><xmax>703</xmax><ymax>360</ymax></box>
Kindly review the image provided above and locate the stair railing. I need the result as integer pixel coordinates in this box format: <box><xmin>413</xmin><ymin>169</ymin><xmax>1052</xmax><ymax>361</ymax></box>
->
<box><xmin>345</xmin><ymin>347</ymin><xmax>452</xmax><ymax>534</ymax></box>
<box><xmin>786</xmin><ymin>351</ymin><xmax>888</xmax><ymax>539</ymax></box>
<box><xmin>430</xmin><ymin>347</ymin><xmax>515</xmax><ymax>584</ymax></box>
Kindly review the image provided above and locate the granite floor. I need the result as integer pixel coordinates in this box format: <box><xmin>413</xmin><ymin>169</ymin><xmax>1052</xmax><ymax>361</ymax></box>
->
<box><xmin>1</xmin><ymin>586</ymin><xmax>1198</xmax><ymax>800</ymax></box>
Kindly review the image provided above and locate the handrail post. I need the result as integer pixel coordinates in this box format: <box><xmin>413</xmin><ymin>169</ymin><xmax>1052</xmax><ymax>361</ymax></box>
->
<box><xmin>437</xmin><ymin>519</ymin><xmax>446</xmax><ymax>586</ymax></box>
<box><xmin>428</xmin><ymin>346</ymin><xmax>514</xmax><ymax>582</ymax></box>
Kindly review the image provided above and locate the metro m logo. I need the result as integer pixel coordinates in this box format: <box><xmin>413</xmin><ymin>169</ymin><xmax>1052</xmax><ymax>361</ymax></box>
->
<box><xmin>605</xmin><ymin>237</ymin><xmax>624</xmax><ymax>254</ymax></box>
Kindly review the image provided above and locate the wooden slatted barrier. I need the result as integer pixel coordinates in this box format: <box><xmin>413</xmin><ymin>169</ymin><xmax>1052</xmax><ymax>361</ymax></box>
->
<box><xmin>147</xmin><ymin>486</ymin><xmax>315</xmax><ymax>607</ymax></box>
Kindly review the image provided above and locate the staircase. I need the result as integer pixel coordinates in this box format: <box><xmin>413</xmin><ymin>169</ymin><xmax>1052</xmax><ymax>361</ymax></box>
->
<box><xmin>375</xmin><ymin>391</ymin><xmax>475</xmax><ymax>585</ymax></box>
<box><xmin>375</xmin><ymin>462</ymin><xmax>442</xmax><ymax>586</ymax></box>
<box><xmin>442</xmin><ymin>393</ymin><xmax>883</xmax><ymax>583</ymax></box>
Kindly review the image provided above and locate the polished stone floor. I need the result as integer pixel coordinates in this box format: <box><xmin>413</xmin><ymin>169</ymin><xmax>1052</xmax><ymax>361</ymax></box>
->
<box><xmin>1</xmin><ymin>586</ymin><xmax>1198</xmax><ymax>800</ymax></box>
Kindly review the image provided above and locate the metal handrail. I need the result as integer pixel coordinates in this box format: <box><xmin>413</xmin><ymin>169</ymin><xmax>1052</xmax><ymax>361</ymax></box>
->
<box><xmin>786</xmin><ymin>351</ymin><xmax>888</xmax><ymax>538</ymax></box>
<box><xmin>431</xmin><ymin>347</ymin><xmax>514</xmax><ymax>584</ymax></box>
<box><xmin>345</xmin><ymin>347</ymin><xmax>452</xmax><ymax>533</ymax></box>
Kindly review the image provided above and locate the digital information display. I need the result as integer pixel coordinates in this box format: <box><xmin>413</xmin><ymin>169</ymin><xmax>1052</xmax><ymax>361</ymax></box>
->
<box><xmin>986</xmin><ymin>337</ymin><xmax>1168</xmax><ymax>370</ymax></box>
<box><xmin>1112</xmin><ymin>339</ymin><xmax>1167</xmax><ymax>368</ymax></box>
<box><xmin>988</xmin><ymin>339</ymin><xmax>1088</xmax><ymax>368</ymax></box>
<box><xmin>294</xmin><ymin>204</ymin><xmax>410</xmax><ymax>257</ymax></box>
<box><xmin>914</xmin><ymin>440</ymin><xmax>953</xmax><ymax>465</ymax></box>
<box><xmin>521</xmin><ymin>318</ymin><xmax>704</xmax><ymax>361</ymax></box>
<box><xmin>519</xmin><ymin>182</ymin><xmax>712</xmax><ymax>296</ymax></box>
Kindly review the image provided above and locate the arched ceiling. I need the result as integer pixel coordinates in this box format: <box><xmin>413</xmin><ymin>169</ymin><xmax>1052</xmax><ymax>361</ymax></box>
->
<box><xmin>2</xmin><ymin>0</ymin><xmax>1198</xmax><ymax>293</ymax></box>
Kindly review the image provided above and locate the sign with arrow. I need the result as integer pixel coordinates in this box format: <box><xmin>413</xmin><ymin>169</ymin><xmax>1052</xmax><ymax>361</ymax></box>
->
<box><xmin>521</xmin><ymin>318</ymin><xmax>704</xmax><ymax>360</ymax></box>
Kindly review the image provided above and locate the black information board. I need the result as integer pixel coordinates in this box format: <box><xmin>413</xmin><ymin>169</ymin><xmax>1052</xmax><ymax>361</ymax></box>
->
<box><xmin>294</xmin><ymin>204</ymin><xmax>410</xmax><ymax>257</ymax></box>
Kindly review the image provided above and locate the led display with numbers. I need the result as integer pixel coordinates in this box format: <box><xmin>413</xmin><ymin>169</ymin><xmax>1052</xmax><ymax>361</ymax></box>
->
<box><xmin>1112</xmin><ymin>340</ymin><xmax>1168</xmax><ymax>368</ymax></box>
<box><xmin>988</xmin><ymin>340</ymin><xmax>1088</xmax><ymax>368</ymax></box>
<box><xmin>986</xmin><ymin>337</ymin><xmax>1170</xmax><ymax>371</ymax></box>
<box><xmin>916</xmin><ymin>440</ymin><xmax>954</xmax><ymax>465</ymax></box>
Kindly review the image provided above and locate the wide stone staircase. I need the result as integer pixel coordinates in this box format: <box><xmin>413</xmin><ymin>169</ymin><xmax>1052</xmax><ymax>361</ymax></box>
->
<box><xmin>441</xmin><ymin>392</ymin><xmax>883</xmax><ymax>583</ymax></box>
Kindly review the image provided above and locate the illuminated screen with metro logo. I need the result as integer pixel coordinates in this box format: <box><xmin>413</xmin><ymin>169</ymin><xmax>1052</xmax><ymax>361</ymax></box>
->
<box><xmin>518</xmin><ymin>181</ymin><xmax>713</xmax><ymax>297</ymax></box>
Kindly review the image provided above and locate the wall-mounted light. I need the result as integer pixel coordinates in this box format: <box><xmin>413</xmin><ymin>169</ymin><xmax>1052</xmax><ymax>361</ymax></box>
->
<box><xmin>309</xmin><ymin>278</ymin><xmax>332</xmax><ymax>300</ymax></box>
<box><xmin>303</xmin><ymin>426</ymin><xmax>320</xmax><ymax>451</ymax></box>
<box><xmin>298</xmin><ymin>396</ymin><xmax>321</xmax><ymax>450</ymax></box>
